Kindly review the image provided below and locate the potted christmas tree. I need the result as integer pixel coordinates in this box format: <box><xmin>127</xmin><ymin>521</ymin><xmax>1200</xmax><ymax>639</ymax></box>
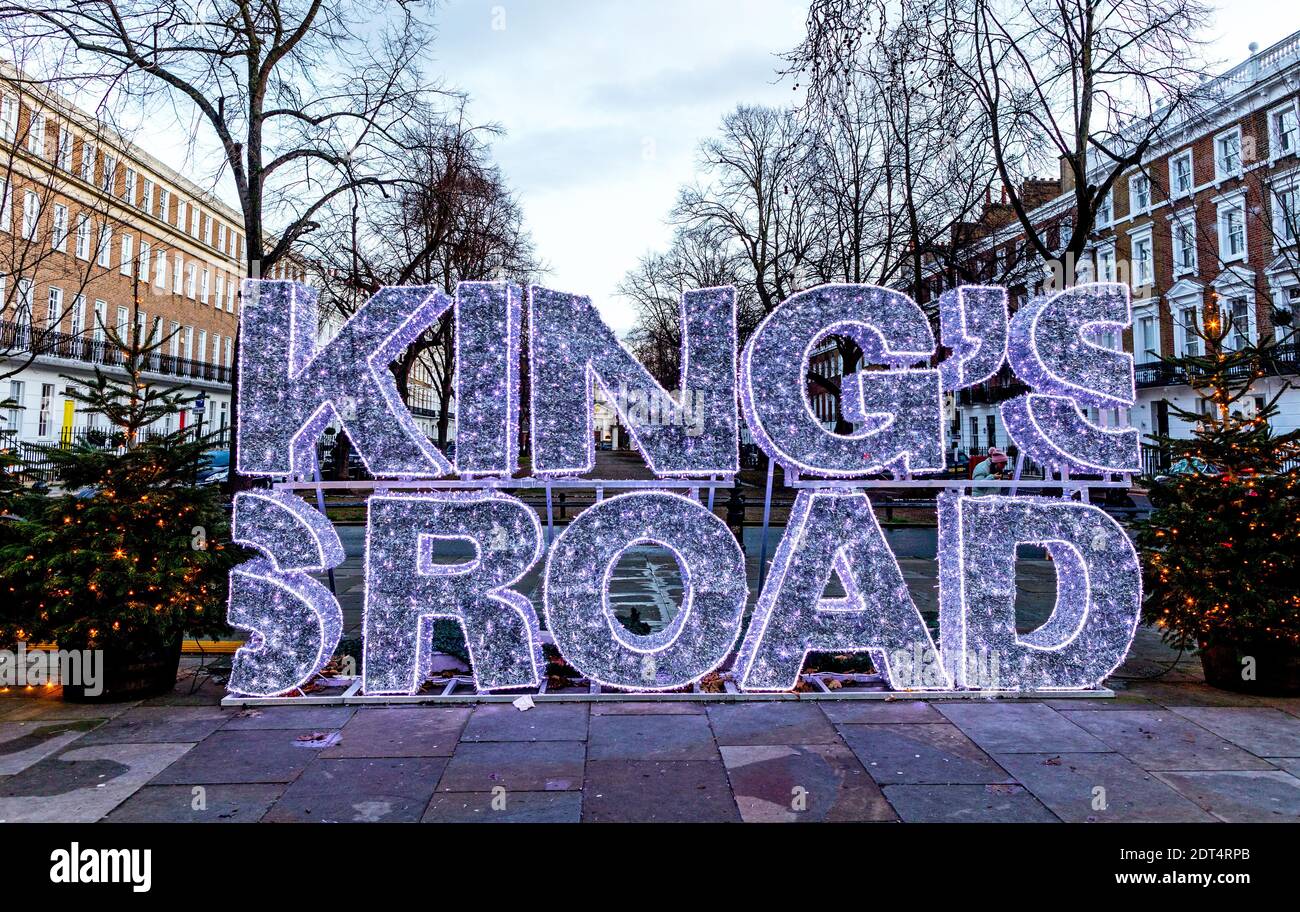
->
<box><xmin>0</xmin><ymin>294</ymin><xmax>239</xmax><ymax>701</ymax></box>
<box><xmin>1138</xmin><ymin>297</ymin><xmax>1300</xmax><ymax>694</ymax></box>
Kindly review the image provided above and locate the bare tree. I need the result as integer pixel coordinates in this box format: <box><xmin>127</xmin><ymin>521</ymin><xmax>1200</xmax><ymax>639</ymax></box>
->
<box><xmin>0</xmin><ymin>0</ymin><xmax>446</xmax><ymax>482</ymax></box>
<box><xmin>302</xmin><ymin>104</ymin><xmax>538</xmax><ymax>451</ymax></box>
<box><xmin>674</xmin><ymin>105</ymin><xmax>820</xmax><ymax>317</ymax></box>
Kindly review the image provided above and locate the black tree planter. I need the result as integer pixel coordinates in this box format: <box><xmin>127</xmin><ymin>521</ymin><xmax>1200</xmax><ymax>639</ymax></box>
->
<box><xmin>1199</xmin><ymin>640</ymin><xmax>1300</xmax><ymax>697</ymax></box>
<box><xmin>61</xmin><ymin>634</ymin><xmax>183</xmax><ymax>703</ymax></box>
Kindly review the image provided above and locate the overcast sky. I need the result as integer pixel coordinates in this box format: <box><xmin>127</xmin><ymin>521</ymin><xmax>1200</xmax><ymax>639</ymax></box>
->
<box><xmin>112</xmin><ymin>1</ymin><xmax>1300</xmax><ymax>333</ymax></box>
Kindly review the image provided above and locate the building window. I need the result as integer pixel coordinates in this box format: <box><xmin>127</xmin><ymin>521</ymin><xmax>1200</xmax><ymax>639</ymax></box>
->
<box><xmin>176</xmin><ymin>198</ymin><xmax>186</xmax><ymax>231</ymax></box>
<box><xmin>124</xmin><ymin>167</ymin><xmax>136</xmax><ymax>204</ymax></box>
<box><xmin>46</xmin><ymin>286</ymin><xmax>63</xmax><ymax>331</ymax></box>
<box><xmin>56</xmin><ymin>125</ymin><xmax>73</xmax><ymax>170</ymax></box>
<box><xmin>0</xmin><ymin>180</ymin><xmax>10</xmax><ymax>232</ymax></box>
<box><xmin>20</xmin><ymin>190</ymin><xmax>40</xmax><ymax>240</ymax></box>
<box><xmin>1271</xmin><ymin>103</ymin><xmax>1298</xmax><ymax>158</ymax></box>
<box><xmin>1129</xmin><ymin>173</ymin><xmax>1151</xmax><ymax>213</ymax></box>
<box><xmin>1223</xmin><ymin>296</ymin><xmax>1251</xmax><ymax>350</ymax></box>
<box><xmin>75</xmin><ymin>214</ymin><xmax>91</xmax><ymax>259</ymax></box>
<box><xmin>200</xmin><ymin>267</ymin><xmax>210</xmax><ymax>304</ymax></box>
<box><xmin>1131</xmin><ymin>230</ymin><xmax>1153</xmax><ymax>286</ymax></box>
<box><xmin>1274</xmin><ymin>185</ymin><xmax>1298</xmax><ymax>245</ymax></box>
<box><xmin>1215</xmin><ymin>128</ymin><xmax>1242</xmax><ymax>180</ymax></box>
<box><xmin>96</xmin><ymin>224</ymin><xmax>112</xmax><ymax>268</ymax></box>
<box><xmin>154</xmin><ymin>249</ymin><xmax>167</xmax><ymax>287</ymax></box>
<box><xmin>5</xmin><ymin>380</ymin><xmax>24</xmax><ymax>440</ymax></box>
<box><xmin>138</xmin><ymin>239</ymin><xmax>150</xmax><ymax>278</ymax></box>
<box><xmin>158</xmin><ymin>187</ymin><xmax>170</xmax><ymax>222</ymax></box>
<box><xmin>1097</xmin><ymin>244</ymin><xmax>1116</xmax><ymax>281</ymax></box>
<box><xmin>1179</xmin><ymin>305</ymin><xmax>1202</xmax><ymax>356</ymax></box>
<box><xmin>101</xmin><ymin>153</ymin><xmax>117</xmax><ymax>193</ymax></box>
<box><xmin>172</xmin><ymin>254</ymin><xmax>183</xmax><ymax>295</ymax></box>
<box><xmin>26</xmin><ymin>111</ymin><xmax>45</xmax><ymax>157</ymax></box>
<box><xmin>37</xmin><ymin>383</ymin><xmax>53</xmax><ymax>438</ymax></box>
<box><xmin>120</xmin><ymin>234</ymin><xmax>133</xmax><ymax>276</ymax></box>
<box><xmin>185</xmin><ymin>263</ymin><xmax>197</xmax><ymax>299</ymax></box>
<box><xmin>79</xmin><ymin>142</ymin><xmax>96</xmax><ymax>184</ymax></box>
<box><xmin>140</xmin><ymin>177</ymin><xmax>153</xmax><ymax>213</ymax></box>
<box><xmin>92</xmin><ymin>300</ymin><xmax>106</xmax><ymax>342</ymax></box>
<box><xmin>51</xmin><ymin>203</ymin><xmax>68</xmax><ymax>251</ymax></box>
<box><xmin>197</xmin><ymin>329</ymin><xmax>207</xmax><ymax>364</ymax></box>
<box><xmin>1173</xmin><ymin>217</ymin><xmax>1197</xmax><ymax>274</ymax></box>
<box><xmin>1276</xmin><ymin>286</ymin><xmax>1299</xmax><ymax>340</ymax></box>
<box><xmin>1136</xmin><ymin>312</ymin><xmax>1159</xmax><ymax>360</ymax></box>
<box><xmin>0</xmin><ymin>95</ymin><xmax>16</xmax><ymax>142</ymax></box>
<box><xmin>1096</xmin><ymin>192</ymin><xmax>1113</xmax><ymax>227</ymax></box>
<box><xmin>217</xmin><ymin>222</ymin><xmax>226</xmax><ymax>252</ymax></box>
<box><xmin>1218</xmin><ymin>199</ymin><xmax>1246</xmax><ymax>261</ymax></box>
<box><xmin>70</xmin><ymin>294</ymin><xmax>84</xmax><ymax>338</ymax></box>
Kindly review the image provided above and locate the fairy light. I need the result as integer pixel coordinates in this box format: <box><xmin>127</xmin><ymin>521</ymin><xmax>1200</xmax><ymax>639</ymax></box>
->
<box><xmin>363</xmin><ymin>491</ymin><xmax>545</xmax><ymax>694</ymax></box>
<box><xmin>236</xmin><ymin>279</ymin><xmax>453</xmax><ymax>478</ymax></box>
<box><xmin>455</xmin><ymin>282</ymin><xmax>522</xmax><ymax>477</ymax></box>
<box><xmin>739</xmin><ymin>284</ymin><xmax>944</xmax><ymax>477</ymax></box>
<box><xmin>937</xmin><ymin>491</ymin><xmax>1142</xmax><ymax>691</ymax></box>
<box><xmin>937</xmin><ymin>285</ymin><xmax>1009</xmax><ymax>391</ymax></box>
<box><xmin>527</xmin><ymin>285</ymin><xmax>738</xmax><ymax>477</ymax></box>
<box><xmin>224</xmin><ymin>278</ymin><xmax>1153</xmax><ymax>698</ymax></box>
<box><xmin>735</xmin><ymin>490</ymin><xmax>950</xmax><ymax>692</ymax></box>
<box><xmin>226</xmin><ymin>491</ymin><xmax>345</xmax><ymax>697</ymax></box>
<box><xmin>542</xmin><ymin>491</ymin><xmax>747</xmax><ymax>690</ymax></box>
<box><xmin>1001</xmin><ymin>393</ymin><xmax>1140</xmax><ymax>473</ymax></box>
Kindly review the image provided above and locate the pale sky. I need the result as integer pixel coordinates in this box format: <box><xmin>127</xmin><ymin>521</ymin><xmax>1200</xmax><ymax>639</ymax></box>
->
<box><xmin>98</xmin><ymin>0</ymin><xmax>1300</xmax><ymax>332</ymax></box>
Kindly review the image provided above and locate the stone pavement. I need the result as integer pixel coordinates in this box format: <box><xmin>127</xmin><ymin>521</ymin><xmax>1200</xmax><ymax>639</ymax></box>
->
<box><xmin>2</xmin><ymin>633</ymin><xmax>1299</xmax><ymax>822</ymax></box>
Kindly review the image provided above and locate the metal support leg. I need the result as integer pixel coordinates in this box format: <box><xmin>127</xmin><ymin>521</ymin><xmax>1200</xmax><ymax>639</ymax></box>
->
<box><xmin>312</xmin><ymin>452</ymin><xmax>336</xmax><ymax>595</ymax></box>
<box><xmin>758</xmin><ymin>461</ymin><xmax>775</xmax><ymax>590</ymax></box>
<box><xmin>545</xmin><ymin>482</ymin><xmax>555</xmax><ymax>548</ymax></box>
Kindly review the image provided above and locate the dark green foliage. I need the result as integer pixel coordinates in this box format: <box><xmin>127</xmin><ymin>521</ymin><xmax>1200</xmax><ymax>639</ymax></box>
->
<box><xmin>1137</xmin><ymin>305</ymin><xmax>1300</xmax><ymax>651</ymax></box>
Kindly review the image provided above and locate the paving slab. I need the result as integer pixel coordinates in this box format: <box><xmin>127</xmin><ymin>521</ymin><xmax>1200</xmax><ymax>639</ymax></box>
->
<box><xmin>818</xmin><ymin>701</ymin><xmax>945</xmax><ymax>724</ymax></box>
<box><xmin>1164</xmin><ymin>707</ymin><xmax>1300</xmax><ymax>757</ymax></box>
<box><xmin>934</xmin><ymin>703</ymin><xmax>1109</xmax><ymax>753</ymax></box>
<box><xmin>993</xmin><ymin>752</ymin><xmax>1216</xmax><ymax>822</ymax></box>
<box><xmin>262</xmin><ymin>757</ymin><xmax>446</xmax><ymax>822</ymax></box>
<box><xmin>1266</xmin><ymin>757</ymin><xmax>1300</xmax><ymax>777</ymax></box>
<box><xmin>149</xmin><ymin>729</ymin><xmax>337</xmax><ymax>784</ymax></box>
<box><xmin>0</xmin><ymin>695</ymin><xmax>135</xmax><ymax>722</ymax></box>
<box><xmin>0</xmin><ymin>742</ymin><xmax>192</xmax><ymax>822</ymax></box>
<box><xmin>1060</xmin><ymin>710</ymin><xmax>1275</xmax><ymax>771</ymax></box>
<box><xmin>1117</xmin><ymin>681</ymin><xmax>1268</xmax><ymax>708</ymax></box>
<box><xmin>437</xmin><ymin>740</ymin><xmax>586</xmax><ymax>792</ymax></box>
<box><xmin>460</xmin><ymin>703</ymin><xmax>589</xmax><ymax>742</ymax></box>
<box><xmin>423</xmin><ymin>790</ymin><xmax>583</xmax><ymax>823</ymax></box>
<box><xmin>706</xmin><ymin>702</ymin><xmax>840</xmax><ymax>745</ymax></box>
<box><xmin>221</xmin><ymin>706</ymin><xmax>356</xmax><ymax>731</ymax></box>
<box><xmin>588</xmin><ymin>713</ymin><xmax>719</xmax><ymax>761</ymax></box>
<box><xmin>837</xmin><ymin>723</ymin><xmax>1013</xmax><ymax>784</ymax></box>
<box><xmin>1153</xmin><ymin>770</ymin><xmax>1300</xmax><ymax>822</ymax></box>
<box><xmin>720</xmin><ymin>743</ymin><xmax>897</xmax><ymax>822</ymax></box>
<box><xmin>1040</xmin><ymin>694</ymin><xmax>1159</xmax><ymax>711</ymax></box>
<box><xmin>589</xmin><ymin>701</ymin><xmax>704</xmax><ymax>715</ymax></box>
<box><xmin>0</xmin><ymin>719</ymin><xmax>103</xmax><ymax>776</ymax></box>
<box><xmin>104</xmin><ymin>783</ymin><xmax>284</xmax><ymax>823</ymax></box>
<box><xmin>882</xmin><ymin>783</ymin><xmax>1059</xmax><ymax>822</ymax></box>
<box><xmin>322</xmin><ymin>707</ymin><xmax>471</xmax><ymax>758</ymax></box>
<box><xmin>582</xmin><ymin>760</ymin><xmax>740</xmax><ymax>822</ymax></box>
<box><xmin>78</xmin><ymin>706</ymin><xmax>232</xmax><ymax>745</ymax></box>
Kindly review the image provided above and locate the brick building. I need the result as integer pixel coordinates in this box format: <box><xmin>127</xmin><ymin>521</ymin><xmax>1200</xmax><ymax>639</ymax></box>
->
<box><xmin>916</xmin><ymin>33</ymin><xmax>1300</xmax><ymax>465</ymax></box>
<box><xmin>0</xmin><ymin>66</ymin><xmax>252</xmax><ymax>448</ymax></box>
<box><xmin>802</xmin><ymin>33</ymin><xmax>1300</xmax><ymax>466</ymax></box>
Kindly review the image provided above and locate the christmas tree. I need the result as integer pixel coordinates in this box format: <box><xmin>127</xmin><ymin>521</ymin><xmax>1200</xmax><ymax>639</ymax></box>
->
<box><xmin>1137</xmin><ymin>294</ymin><xmax>1300</xmax><ymax>690</ymax></box>
<box><xmin>0</xmin><ymin>283</ymin><xmax>238</xmax><ymax>681</ymax></box>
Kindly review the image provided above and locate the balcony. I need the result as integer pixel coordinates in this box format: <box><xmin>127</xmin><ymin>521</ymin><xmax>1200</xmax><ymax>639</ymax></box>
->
<box><xmin>1136</xmin><ymin>341</ymin><xmax>1300</xmax><ymax>389</ymax></box>
<box><xmin>0</xmin><ymin>319</ymin><xmax>232</xmax><ymax>386</ymax></box>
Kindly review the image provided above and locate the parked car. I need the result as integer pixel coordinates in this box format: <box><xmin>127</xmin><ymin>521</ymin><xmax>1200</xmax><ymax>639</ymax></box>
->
<box><xmin>197</xmin><ymin>449</ymin><xmax>230</xmax><ymax>486</ymax></box>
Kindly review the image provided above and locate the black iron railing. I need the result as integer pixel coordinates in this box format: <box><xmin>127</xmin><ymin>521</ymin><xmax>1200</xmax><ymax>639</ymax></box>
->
<box><xmin>0</xmin><ymin>320</ymin><xmax>232</xmax><ymax>385</ymax></box>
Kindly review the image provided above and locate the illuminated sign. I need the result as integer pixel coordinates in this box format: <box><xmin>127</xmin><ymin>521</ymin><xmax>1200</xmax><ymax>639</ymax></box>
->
<box><xmin>227</xmin><ymin>280</ymin><xmax>1141</xmax><ymax>696</ymax></box>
